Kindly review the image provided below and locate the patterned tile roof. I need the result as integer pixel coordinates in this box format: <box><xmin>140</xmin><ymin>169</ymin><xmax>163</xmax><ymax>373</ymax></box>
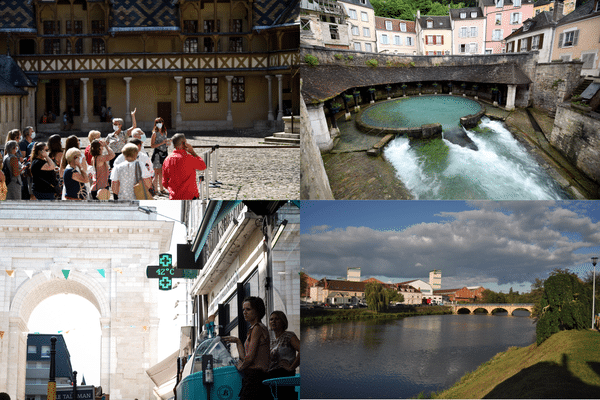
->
<box><xmin>109</xmin><ymin>0</ymin><xmax>179</xmax><ymax>32</ymax></box>
<box><xmin>505</xmin><ymin>11</ymin><xmax>555</xmax><ymax>40</ymax></box>
<box><xmin>253</xmin><ymin>0</ymin><xmax>299</xmax><ymax>27</ymax></box>
<box><xmin>0</xmin><ymin>0</ymin><xmax>36</xmax><ymax>33</ymax></box>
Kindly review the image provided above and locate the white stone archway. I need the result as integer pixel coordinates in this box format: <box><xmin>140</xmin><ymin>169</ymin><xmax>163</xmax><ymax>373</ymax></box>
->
<box><xmin>0</xmin><ymin>203</ymin><xmax>174</xmax><ymax>400</ymax></box>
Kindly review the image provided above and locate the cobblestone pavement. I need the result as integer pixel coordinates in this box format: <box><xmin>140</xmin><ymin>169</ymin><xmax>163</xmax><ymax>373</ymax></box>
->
<box><xmin>37</xmin><ymin>132</ymin><xmax>299</xmax><ymax>201</ymax></box>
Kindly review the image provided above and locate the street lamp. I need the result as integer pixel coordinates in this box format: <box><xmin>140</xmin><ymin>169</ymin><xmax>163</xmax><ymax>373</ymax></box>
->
<box><xmin>592</xmin><ymin>256</ymin><xmax>597</xmax><ymax>330</ymax></box>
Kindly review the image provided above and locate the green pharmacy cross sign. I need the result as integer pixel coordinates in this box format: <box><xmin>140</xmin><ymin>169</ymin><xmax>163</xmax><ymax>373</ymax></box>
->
<box><xmin>146</xmin><ymin>253</ymin><xmax>198</xmax><ymax>290</ymax></box>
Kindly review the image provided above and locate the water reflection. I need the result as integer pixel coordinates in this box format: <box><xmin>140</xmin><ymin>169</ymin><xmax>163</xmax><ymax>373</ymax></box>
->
<box><xmin>302</xmin><ymin>314</ymin><xmax>535</xmax><ymax>398</ymax></box>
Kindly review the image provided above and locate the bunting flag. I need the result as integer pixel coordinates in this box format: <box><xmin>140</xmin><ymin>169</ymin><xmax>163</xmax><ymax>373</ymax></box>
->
<box><xmin>42</xmin><ymin>270</ymin><xmax>52</xmax><ymax>280</ymax></box>
<box><xmin>113</xmin><ymin>268</ymin><xmax>123</xmax><ymax>274</ymax></box>
<box><xmin>143</xmin><ymin>326</ymin><xmax>148</xmax><ymax>332</ymax></box>
<box><xmin>24</xmin><ymin>270</ymin><xmax>34</xmax><ymax>279</ymax></box>
<box><xmin>6</xmin><ymin>270</ymin><xmax>15</xmax><ymax>277</ymax></box>
<box><xmin>62</xmin><ymin>270</ymin><xmax>70</xmax><ymax>280</ymax></box>
<box><xmin>97</xmin><ymin>269</ymin><xmax>106</xmax><ymax>278</ymax></box>
<box><xmin>0</xmin><ymin>331</ymin><xmax>4</xmax><ymax>339</ymax></box>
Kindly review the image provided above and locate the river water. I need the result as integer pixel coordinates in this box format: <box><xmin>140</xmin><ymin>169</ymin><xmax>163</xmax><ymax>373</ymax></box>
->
<box><xmin>301</xmin><ymin>312</ymin><xmax>535</xmax><ymax>399</ymax></box>
<box><xmin>383</xmin><ymin>118</ymin><xmax>570</xmax><ymax>200</ymax></box>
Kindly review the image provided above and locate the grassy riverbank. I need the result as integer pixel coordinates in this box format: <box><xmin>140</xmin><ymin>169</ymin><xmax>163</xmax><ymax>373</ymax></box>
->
<box><xmin>432</xmin><ymin>329</ymin><xmax>600</xmax><ymax>399</ymax></box>
<box><xmin>301</xmin><ymin>305</ymin><xmax>451</xmax><ymax>325</ymax></box>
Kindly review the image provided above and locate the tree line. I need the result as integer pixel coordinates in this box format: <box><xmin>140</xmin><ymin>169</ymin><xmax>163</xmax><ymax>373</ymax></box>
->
<box><xmin>370</xmin><ymin>0</ymin><xmax>477</xmax><ymax>21</ymax></box>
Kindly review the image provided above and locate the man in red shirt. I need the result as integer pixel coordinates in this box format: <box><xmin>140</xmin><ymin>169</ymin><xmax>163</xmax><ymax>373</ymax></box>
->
<box><xmin>162</xmin><ymin>133</ymin><xmax>206</xmax><ymax>199</ymax></box>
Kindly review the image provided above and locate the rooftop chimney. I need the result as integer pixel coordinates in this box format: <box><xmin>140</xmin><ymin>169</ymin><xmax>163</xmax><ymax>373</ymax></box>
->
<box><xmin>553</xmin><ymin>0</ymin><xmax>564</xmax><ymax>22</ymax></box>
<box><xmin>417</xmin><ymin>9</ymin><xmax>421</xmax><ymax>19</ymax></box>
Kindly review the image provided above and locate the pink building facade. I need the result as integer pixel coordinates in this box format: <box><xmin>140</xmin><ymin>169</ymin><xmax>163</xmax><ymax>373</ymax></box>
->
<box><xmin>479</xmin><ymin>0</ymin><xmax>534</xmax><ymax>53</ymax></box>
<box><xmin>450</xmin><ymin>7</ymin><xmax>486</xmax><ymax>54</ymax></box>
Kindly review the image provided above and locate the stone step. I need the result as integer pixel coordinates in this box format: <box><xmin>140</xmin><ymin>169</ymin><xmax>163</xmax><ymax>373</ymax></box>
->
<box><xmin>264</xmin><ymin>135</ymin><xmax>300</xmax><ymax>144</ymax></box>
<box><xmin>572</xmin><ymin>79</ymin><xmax>593</xmax><ymax>97</ymax></box>
<box><xmin>272</xmin><ymin>132</ymin><xmax>300</xmax><ymax>139</ymax></box>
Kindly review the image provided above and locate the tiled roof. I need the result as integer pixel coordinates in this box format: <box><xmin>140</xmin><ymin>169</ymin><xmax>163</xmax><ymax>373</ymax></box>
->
<box><xmin>534</xmin><ymin>0</ymin><xmax>553</xmax><ymax>7</ymax></box>
<box><xmin>320</xmin><ymin>278</ymin><xmax>367</xmax><ymax>291</ymax></box>
<box><xmin>556</xmin><ymin>0</ymin><xmax>599</xmax><ymax>25</ymax></box>
<box><xmin>417</xmin><ymin>15</ymin><xmax>451</xmax><ymax>30</ymax></box>
<box><xmin>0</xmin><ymin>55</ymin><xmax>35</xmax><ymax>89</ymax></box>
<box><xmin>109</xmin><ymin>0</ymin><xmax>179</xmax><ymax>32</ymax></box>
<box><xmin>363</xmin><ymin>277</ymin><xmax>385</xmax><ymax>284</ymax></box>
<box><xmin>0</xmin><ymin>0</ymin><xmax>36</xmax><ymax>33</ymax></box>
<box><xmin>449</xmin><ymin>7</ymin><xmax>485</xmax><ymax>19</ymax></box>
<box><xmin>0</xmin><ymin>76</ymin><xmax>27</xmax><ymax>95</ymax></box>
<box><xmin>375</xmin><ymin>17</ymin><xmax>416</xmax><ymax>33</ymax></box>
<box><xmin>253</xmin><ymin>0</ymin><xmax>299</xmax><ymax>27</ymax></box>
<box><xmin>301</xmin><ymin>63</ymin><xmax>533</xmax><ymax>103</ymax></box>
<box><xmin>505</xmin><ymin>11</ymin><xmax>555</xmax><ymax>40</ymax></box>
<box><xmin>339</xmin><ymin>0</ymin><xmax>375</xmax><ymax>10</ymax></box>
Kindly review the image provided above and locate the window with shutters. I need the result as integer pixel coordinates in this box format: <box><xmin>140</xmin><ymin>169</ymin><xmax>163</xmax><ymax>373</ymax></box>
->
<box><xmin>495</xmin><ymin>14</ymin><xmax>502</xmax><ymax>25</ymax></box>
<box><xmin>460</xmin><ymin>27</ymin><xmax>467</xmax><ymax>38</ymax></box>
<box><xmin>459</xmin><ymin>44</ymin><xmax>467</xmax><ymax>53</ymax></box>
<box><xmin>492</xmin><ymin>29</ymin><xmax>503</xmax><ymax>41</ymax></box>
<box><xmin>531</xmin><ymin>35</ymin><xmax>540</xmax><ymax>50</ymax></box>
<box><xmin>520</xmin><ymin>37</ymin><xmax>528</xmax><ymax>51</ymax></box>
<box><xmin>348</xmin><ymin>9</ymin><xmax>357</xmax><ymax>19</ymax></box>
<box><xmin>510</xmin><ymin>12</ymin><xmax>521</xmax><ymax>24</ymax></box>
<box><xmin>365</xmin><ymin>43</ymin><xmax>372</xmax><ymax>52</ymax></box>
<box><xmin>436</xmin><ymin>35</ymin><xmax>443</xmax><ymax>44</ymax></box>
<box><xmin>470</xmin><ymin>43</ymin><xmax>478</xmax><ymax>53</ymax></box>
<box><xmin>581</xmin><ymin>53</ymin><xmax>596</xmax><ymax>69</ymax></box>
<box><xmin>352</xmin><ymin>26</ymin><xmax>359</xmax><ymax>35</ymax></box>
<box><xmin>395</xmin><ymin>35</ymin><xmax>401</xmax><ymax>45</ymax></box>
<box><xmin>471</xmin><ymin>27</ymin><xmax>477</xmax><ymax>37</ymax></box>
<box><xmin>561</xmin><ymin>30</ymin><xmax>578</xmax><ymax>47</ymax></box>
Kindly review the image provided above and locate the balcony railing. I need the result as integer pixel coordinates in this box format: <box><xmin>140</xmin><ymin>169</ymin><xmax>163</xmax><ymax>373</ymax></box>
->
<box><xmin>13</xmin><ymin>50</ymin><xmax>299</xmax><ymax>74</ymax></box>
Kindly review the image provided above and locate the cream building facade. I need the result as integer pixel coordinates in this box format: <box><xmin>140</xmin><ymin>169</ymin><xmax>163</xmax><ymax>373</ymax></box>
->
<box><xmin>375</xmin><ymin>17</ymin><xmax>417</xmax><ymax>55</ymax></box>
<box><xmin>551</xmin><ymin>0</ymin><xmax>600</xmax><ymax>76</ymax></box>
<box><xmin>416</xmin><ymin>14</ymin><xmax>453</xmax><ymax>55</ymax></box>
<box><xmin>339</xmin><ymin>0</ymin><xmax>378</xmax><ymax>53</ymax></box>
<box><xmin>0</xmin><ymin>203</ymin><xmax>174</xmax><ymax>400</ymax></box>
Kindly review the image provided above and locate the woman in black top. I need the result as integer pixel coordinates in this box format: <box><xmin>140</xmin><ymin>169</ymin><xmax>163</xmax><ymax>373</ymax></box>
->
<box><xmin>30</xmin><ymin>142</ymin><xmax>58</xmax><ymax>200</ymax></box>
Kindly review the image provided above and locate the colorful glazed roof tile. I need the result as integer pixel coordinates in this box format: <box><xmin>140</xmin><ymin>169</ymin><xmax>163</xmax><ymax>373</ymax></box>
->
<box><xmin>0</xmin><ymin>0</ymin><xmax>36</xmax><ymax>33</ymax></box>
<box><xmin>253</xmin><ymin>0</ymin><xmax>299</xmax><ymax>27</ymax></box>
<box><xmin>109</xmin><ymin>0</ymin><xmax>179</xmax><ymax>32</ymax></box>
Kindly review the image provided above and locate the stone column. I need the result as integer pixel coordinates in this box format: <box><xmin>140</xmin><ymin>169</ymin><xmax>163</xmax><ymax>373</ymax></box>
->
<box><xmin>225</xmin><ymin>75</ymin><xmax>233</xmax><ymax>122</ymax></box>
<box><xmin>100</xmin><ymin>317</ymin><xmax>111</xmax><ymax>392</ymax></box>
<box><xmin>276</xmin><ymin>74</ymin><xmax>283</xmax><ymax>120</ymax></box>
<box><xmin>174</xmin><ymin>76</ymin><xmax>183</xmax><ymax>126</ymax></box>
<box><xmin>506</xmin><ymin>84</ymin><xmax>516</xmax><ymax>111</ymax></box>
<box><xmin>265</xmin><ymin>75</ymin><xmax>274</xmax><ymax>121</ymax></box>
<box><xmin>80</xmin><ymin>77</ymin><xmax>89</xmax><ymax>123</ymax></box>
<box><xmin>124</xmin><ymin>77</ymin><xmax>132</xmax><ymax>125</ymax></box>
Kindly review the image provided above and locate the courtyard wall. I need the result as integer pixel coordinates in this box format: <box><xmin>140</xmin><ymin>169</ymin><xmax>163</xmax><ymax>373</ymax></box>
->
<box><xmin>532</xmin><ymin>62</ymin><xmax>584</xmax><ymax>113</ymax></box>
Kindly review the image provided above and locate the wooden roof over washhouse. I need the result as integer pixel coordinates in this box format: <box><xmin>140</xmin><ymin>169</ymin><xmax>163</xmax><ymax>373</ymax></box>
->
<box><xmin>300</xmin><ymin>63</ymin><xmax>532</xmax><ymax>103</ymax></box>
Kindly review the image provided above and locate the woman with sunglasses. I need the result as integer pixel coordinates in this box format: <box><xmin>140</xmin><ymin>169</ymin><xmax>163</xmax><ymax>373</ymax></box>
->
<box><xmin>30</xmin><ymin>142</ymin><xmax>58</xmax><ymax>200</ymax></box>
<box><xmin>150</xmin><ymin>117</ymin><xmax>171</xmax><ymax>195</ymax></box>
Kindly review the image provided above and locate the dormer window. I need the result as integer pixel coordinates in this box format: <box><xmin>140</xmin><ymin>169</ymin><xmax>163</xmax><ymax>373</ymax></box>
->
<box><xmin>385</xmin><ymin>20</ymin><xmax>393</xmax><ymax>30</ymax></box>
<box><xmin>523</xmin><ymin>21</ymin><xmax>531</xmax><ymax>31</ymax></box>
<box><xmin>496</xmin><ymin>0</ymin><xmax>504</xmax><ymax>7</ymax></box>
<box><xmin>513</xmin><ymin>0</ymin><xmax>521</xmax><ymax>6</ymax></box>
<box><xmin>471</xmin><ymin>11</ymin><xmax>478</xmax><ymax>18</ymax></box>
<box><xmin>427</xmin><ymin>20</ymin><xmax>433</xmax><ymax>28</ymax></box>
<box><xmin>460</xmin><ymin>12</ymin><xmax>467</xmax><ymax>18</ymax></box>
<box><xmin>400</xmin><ymin>22</ymin><xmax>406</xmax><ymax>31</ymax></box>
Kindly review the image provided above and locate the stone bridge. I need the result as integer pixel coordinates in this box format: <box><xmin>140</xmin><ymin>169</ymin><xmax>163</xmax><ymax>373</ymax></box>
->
<box><xmin>451</xmin><ymin>303</ymin><xmax>534</xmax><ymax>315</ymax></box>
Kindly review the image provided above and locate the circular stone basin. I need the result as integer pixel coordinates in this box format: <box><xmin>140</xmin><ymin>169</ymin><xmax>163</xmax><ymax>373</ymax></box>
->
<box><xmin>359</xmin><ymin>95</ymin><xmax>482</xmax><ymax>131</ymax></box>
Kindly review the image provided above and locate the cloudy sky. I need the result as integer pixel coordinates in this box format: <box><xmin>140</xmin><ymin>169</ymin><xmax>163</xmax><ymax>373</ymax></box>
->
<box><xmin>301</xmin><ymin>201</ymin><xmax>600</xmax><ymax>293</ymax></box>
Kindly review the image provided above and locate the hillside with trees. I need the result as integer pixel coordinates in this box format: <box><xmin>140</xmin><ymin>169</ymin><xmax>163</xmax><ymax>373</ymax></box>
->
<box><xmin>370</xmin><ymin>0</ymin><xmax>477</xmax><ymax>20</ymax></box>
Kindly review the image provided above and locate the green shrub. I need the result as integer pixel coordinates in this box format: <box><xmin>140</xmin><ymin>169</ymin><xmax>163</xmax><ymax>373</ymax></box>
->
<box><xmin>410</xmin><ymin>61</ymin><xmax>416</xmax><ymax>67</ymax></box>
<box><xmin>304</xmin><ymin>54</ymin><xmax>319</xmax><ymax>66</ymax></box>
<box><xmin>334</xmin><ymin>53</ymin><xmax>343</xmax><ymax>60</ymax></box>
<box><xmin>347</xmin><ymin>55</ymin><xmax>354</xmax><ymax>60</ymax></box>
<box><xmin>366</xmin><ymin>59</ymin><xmax>379</xmax><ymax>68</ymax></box>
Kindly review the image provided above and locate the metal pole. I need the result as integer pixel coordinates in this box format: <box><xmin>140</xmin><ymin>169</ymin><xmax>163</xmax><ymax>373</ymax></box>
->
<box><xmin>592</xmin><ymin>257</ymin><xmax>597</xmax><ymax>329</ymax></box>
<box><xmin>47</xmin><ymin>337</ymin><xmax>57</xmax><ymax>400</ymax></box>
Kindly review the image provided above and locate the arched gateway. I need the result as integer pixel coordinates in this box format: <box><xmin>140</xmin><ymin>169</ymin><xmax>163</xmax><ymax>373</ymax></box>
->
<box><xmin>0</xmin><ymin>203</ymin><xmax>174</xmax><ymax>400</ymax></box>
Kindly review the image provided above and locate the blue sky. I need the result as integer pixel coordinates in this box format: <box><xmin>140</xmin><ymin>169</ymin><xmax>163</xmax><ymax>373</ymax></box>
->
<box><xmin>301</xmin><ymin>201</ymin><xmax>600</xmax><ymax>293</ymax></box>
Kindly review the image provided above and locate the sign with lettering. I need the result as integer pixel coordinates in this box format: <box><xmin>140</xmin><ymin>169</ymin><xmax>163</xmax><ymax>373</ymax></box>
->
<box><xmin>56</xmin><ymin>386</ymin><xmax>95</xmax><ymax>400</ymax></box>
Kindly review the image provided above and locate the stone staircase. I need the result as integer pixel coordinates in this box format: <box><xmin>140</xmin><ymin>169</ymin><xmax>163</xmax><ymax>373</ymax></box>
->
<box><xmin>264</xmin><ymin>115</ymin><xmax>299</xmax><ymax>145</ymax></box>
<box><xmin>571</xmin><ymin>78</ymin><xmax>594</xmax><ymax>98</ymax></box>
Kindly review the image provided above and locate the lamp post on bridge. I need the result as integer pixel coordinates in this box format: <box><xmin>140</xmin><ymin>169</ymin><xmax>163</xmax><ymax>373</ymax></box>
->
<box><xmin>592</xmin><ymin>257</ymin><xmax>597</xmax><ymax>330</ymax></box>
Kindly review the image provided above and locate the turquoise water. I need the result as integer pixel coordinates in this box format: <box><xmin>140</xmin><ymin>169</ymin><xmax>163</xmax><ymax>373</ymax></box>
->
<box><xmin>360</xmin><ymin>95</ymin><xmax>482</xmax><ymax>130</ymax></box>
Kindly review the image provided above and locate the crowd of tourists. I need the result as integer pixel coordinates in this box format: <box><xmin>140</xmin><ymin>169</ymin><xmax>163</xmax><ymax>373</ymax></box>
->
<box><xmin>219</xmin><ymin>297</ymin><xmax>300</xmax><ymax>400</ymax></box>
<box><xmin>1</xmin><ymin>109</ymin><xmax>209</xmax><ymax>201</ymax></box>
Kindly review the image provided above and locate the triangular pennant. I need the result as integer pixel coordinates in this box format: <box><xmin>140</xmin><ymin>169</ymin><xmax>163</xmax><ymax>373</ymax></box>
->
<box><xmin>0</xmin><ymin>331</ymin><xmax>4</xmax><ymax>339</ymax></box>
<box><xmin>143</xmin><ymin>326</ymin><xmax>148</xmax><ymax>332</ymax></box>
<box><xmin>62</xmin><ymin>270</ymin><xmax>70</xmax><ymax>280</ymax></box>
<box><xmin>24</xmin><ymin>270</ymin><xmax>34</xmax><ymax>279</ymax></box>
<box><xmin>113</xmin><ymin>268</ymin><xmax>123</xmax><ymax>275</ymax></box>
<box><xmin>6</xmin><ymin>270</ymin><xmax>15</xmax><ymax>277</ymax></box>
<box><xmin>42</xmin><ymin>270</ymin><xmax>52</xmax><ymax>280</ymax></box>
<box><xmin>97</xmin><ymin>269</ymin><xmax>106</xmax><ymax>278</ymax></box>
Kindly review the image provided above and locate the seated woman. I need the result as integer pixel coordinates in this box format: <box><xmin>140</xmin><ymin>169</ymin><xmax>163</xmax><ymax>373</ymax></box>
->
<box><xmin>222</xmin><ymin>297</ymin><xmax>271</xmax><ymax>400</ymax></box>
<box><xmin>63</xmin><ymin>147</ymin><xmax>89</xmax><ymax>200</ymax></box>
<box><xmin>267</xmin><ymin>311</ymin><xmax>300</xmax><ymax>400</ymax></box>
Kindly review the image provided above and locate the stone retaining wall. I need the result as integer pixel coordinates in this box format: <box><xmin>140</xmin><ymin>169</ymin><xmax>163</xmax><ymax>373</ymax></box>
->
<box><xmin>300</xmin><ymin>91</ymin><xmax>334</xmax><ymax>199</ymax></box>
<box><xmin>548</xmin><ymin>103</ymin><xmax>600</xmax><ymax>185</ymax></box>
<box><xmin>532</xmin><ymin>62</ymin><xmax>583</xmax><ymax>113</ymax></box>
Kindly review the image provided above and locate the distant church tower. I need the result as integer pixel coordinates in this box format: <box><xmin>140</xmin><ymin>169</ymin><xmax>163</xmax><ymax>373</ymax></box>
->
<box><xmin>347</xmin><ymin>267</ymin><xmax>361</xmax><ymax>282</ymax></box>
<box><xmin>429</xmin><ymin>270</ymin><xmax>442</xmax><ymax>290</ymax></box>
